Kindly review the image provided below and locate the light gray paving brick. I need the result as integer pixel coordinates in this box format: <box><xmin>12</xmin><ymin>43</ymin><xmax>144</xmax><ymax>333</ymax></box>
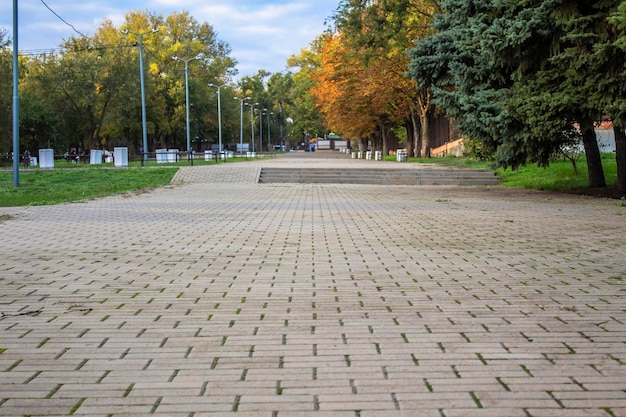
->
<box><xmin>1</xmin><ymin>153</ymin><xmax>625</xmax><ymax>416</ymax></box>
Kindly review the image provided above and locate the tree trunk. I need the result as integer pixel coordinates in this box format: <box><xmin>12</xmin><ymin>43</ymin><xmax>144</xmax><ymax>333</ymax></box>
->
<box><xmin>580</xmin><ymin>118</ymin><xmax>606</xmax><ymax>188</ymax></box>
<box><xmin>404</xmin><ymin>120</ymin><xmax>414</xmax><ymax>157</ymax></box>
<box><xmin>411</xmin><ymin>110</ymin><xmax>420</xmax><ymax>157</ymax></box>
<box><xmin>419</xmin><ymin>112</ymin><xmax>430</xmax><ymax>157</ymax></box>
<box><xmin>614</xmin><ymin>125</ymin><xmax>626</xmax><ymax>196</ymax></box>
<box><xmin>92</xmin><ymin>96</ymin><xmax>110</xmax><ymax>151</ymax></box>
<box><xmin>381</xmin><ymin>123</ymin><xmax>389</xmax><ymax>156</ymax></box>
<box><xmin>357</xmin><ymin>138</ymin><xmax>366</xmax><ymax>152</ymax></box>
<box><xmin>417</xmin><ymin>90</ymin><xmax>432</xmax><ymax>158</ymax></box>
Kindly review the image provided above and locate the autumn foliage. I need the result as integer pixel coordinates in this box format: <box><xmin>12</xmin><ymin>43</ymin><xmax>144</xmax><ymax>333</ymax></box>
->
<box><xmin>308</xmin><ymin>0</ymin><xmax>438</xmax><ymax>155</ymax></box>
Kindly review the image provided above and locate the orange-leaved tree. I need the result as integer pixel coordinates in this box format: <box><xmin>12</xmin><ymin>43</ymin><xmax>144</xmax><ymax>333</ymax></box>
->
<box><xmin>311</xmin><ymin>31</ymin><xmax>405</xmax><ymax>153</ymax></box>
<box><xmin>330</xmin><ymin>0</ymin><xmax>439</xmax><ymax>157</ymax></box>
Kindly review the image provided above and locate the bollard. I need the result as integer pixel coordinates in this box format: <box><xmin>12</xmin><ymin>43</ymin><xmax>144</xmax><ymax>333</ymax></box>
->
<box><xmin>39</xmin><ymin>149</ymin><xmax>54</xmax><ymax>169</ymax></box>
<box><xmin>90</xmin><ymin>150</ymin><xmax>103</xmax><ymax>165</ymax></box>
<box><xmin>156</xmin><ymin>149</ymin><xmax>168</xmax><ymax>163</ymax></box>
<box><xmin>114</xmin><ymin>147</ymin><xmax>129</xmax><ymax>167</ymax></box>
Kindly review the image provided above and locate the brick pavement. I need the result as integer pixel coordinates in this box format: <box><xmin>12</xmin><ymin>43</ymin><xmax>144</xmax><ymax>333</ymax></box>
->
<box><xmin>1</xmin><ymin>153</ymin><xmax>625</xmax><ymax>416</ymax></box>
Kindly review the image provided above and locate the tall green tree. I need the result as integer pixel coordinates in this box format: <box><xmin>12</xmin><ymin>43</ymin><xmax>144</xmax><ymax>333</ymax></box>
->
<box><xmin>506</xmin><ymin>0</ymin><xmax>620</xmax><ymax>188</ymax></box>
<box><xmin>238</xmin><ymin>70</ymin><xmax>272</xmax><ymax>151</ymax></box>
<box><xmin>0</xmin><ymin>30</ymin><xmax>13</xmax><ymax>154</ymax></box>
<box><xmin>51</xmin><ymin>35</ymin><xmax>131</xmax><ymax>152</ymax></box>
<box><xmin>15</xmin><ymin>10</ymin><xmax>237</xmax><ymax>155</ymax></box>
<box><xmin>333</xmin><ymin>0</ymin><xmax>438</xmax><ymax>156</ymax></box>
<box><xmin>286</xmin><ymin>46</ymin><xmax>327</xmax><ymax>144</ymax></box>
<box><xmin>409</xmin><ymin>0</ymin><xmax>622</xmax><ymax>190</ymax></box>
<box><xmin>497</xmin><ymin>0</ymin><xmax>625</xmax><ymax>190</ymax></box>
<box><xmin>609</xmin><ymin>1</ymin><xmax>626</xmax><ymax>195</ymax></box>
<box><xmin>266</xmin><ymin>72</ymin><xmax>295</xmax><ymax>148</ymax></box>
<box><xmin>18</xmin><ymin>55</ymin><xmax>63</xmax><ymax>152</ymax></box>
<box><xmin>409</xmin><ymin>0</ymin><xmax>529</xmax><ymax>166</ymax></box>
<box><xmin>118</xmin><ymin>10</ymin><xmax>237</xmax><ymax>152</ymax></box>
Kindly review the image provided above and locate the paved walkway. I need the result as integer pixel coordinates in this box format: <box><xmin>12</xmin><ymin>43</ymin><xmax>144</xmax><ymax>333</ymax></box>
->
<box><xmin>1</xmin><ymin>154</ymin><xmax>625</xmax><ymax>417</ymax></box>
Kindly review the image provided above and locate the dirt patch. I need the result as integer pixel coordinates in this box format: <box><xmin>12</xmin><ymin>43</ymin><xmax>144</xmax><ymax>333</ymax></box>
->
<box><xmin>0</xmin><ymin>214</ymin><xmax>17</xmax><ymax>223</ymax></box>
<box><xmin>564</xmin><ymin>185</ymin><xmax>625</xmax><ymax>200</ymax></box>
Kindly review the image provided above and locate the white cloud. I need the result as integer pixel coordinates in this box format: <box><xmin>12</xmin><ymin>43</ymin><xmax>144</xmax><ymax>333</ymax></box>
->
<box><xmin>150</xmin><ymin>0</ymin><xmax>334</xmax><ymax>76</ymax></box>
<box><xmin>2</xmin><ymin>0</ymin><xmax>337</xmax><ymax>76</ymax></box>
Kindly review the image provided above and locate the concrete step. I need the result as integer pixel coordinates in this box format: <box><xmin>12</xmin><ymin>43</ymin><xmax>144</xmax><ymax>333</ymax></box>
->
<box><xmin>259</xmin><ymin>167</ymin><xmax>500</xmax><ymax>186</ymax></box>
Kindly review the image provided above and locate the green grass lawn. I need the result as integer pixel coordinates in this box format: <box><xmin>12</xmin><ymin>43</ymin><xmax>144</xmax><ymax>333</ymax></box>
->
<box><xmin>497</xmin><ymin>157</ymin><xmax>616</xmax><ymax>191</ymax></box>
<box><xmin>0</xmin><ymin>168</ymin><xmax>177</xmax><ymax>207</ymax></box>
<box><xmin>0</xmin><ymin>153</ymin><xmax>272</xmax><ymax>207</ymax></box>
<box><xmin>395</xmin><ymin>153</ymin><xmax>619</xmax><ymax>194</ymax></box>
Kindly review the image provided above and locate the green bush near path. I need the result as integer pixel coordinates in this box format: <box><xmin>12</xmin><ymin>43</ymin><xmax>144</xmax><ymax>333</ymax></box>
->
<box><xmin>0</xmin><ymin>168</ymin><xmax>177</xmax><ymax>207</ymax></box>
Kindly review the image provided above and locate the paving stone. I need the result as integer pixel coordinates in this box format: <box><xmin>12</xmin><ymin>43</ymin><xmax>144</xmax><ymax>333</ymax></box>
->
<box><xmin>1</xmin><ymin>153</ymin><xmax>625</xmax><ymax>416</ymax></box>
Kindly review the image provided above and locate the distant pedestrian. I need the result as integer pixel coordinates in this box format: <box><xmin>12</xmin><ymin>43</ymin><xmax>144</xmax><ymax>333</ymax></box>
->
<box><xmin>22</xmin><ymin>150</ymin><xmax>30</xmax><ymax>168</ymax></box>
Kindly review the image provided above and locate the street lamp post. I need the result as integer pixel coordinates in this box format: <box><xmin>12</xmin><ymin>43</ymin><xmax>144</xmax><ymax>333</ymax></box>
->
<box><xmin>173</xmin><ymin>55</ymin><xmax>200</xmax><ymax>156</ymax></box>
<box><xmin>266</xmin><ymin>111</ymin><xmax>272</xmax><ymax>152</ymax></box>
<box><xmin>234</xmin><ymin>96</ymin><xmax>250</xmax><ymax>156</ymax></box>
<box><xmin>122</xmin><ymin>28</ymin><xmax>159</xmax><ymax>162</ymax></box>
<box><xmin>247</xmin><ymin>102</ymin><xmax>258</xmax><ymax>153</ymax></box>
<box><xmin>259</xmin><ymin>109</ymin><xmax>264</xmax><ymax>153</ymax></box>
<box><xmin>208</xmin><ymin>83</ymin><xmax>227</xmax><ymax>154</ymax></box>
<box><xmin>279</xmin><ymin>103</ymin><xmax>283</xmax><ymax>152</ymax></box>
<box><xmin>12</xmin><ymin>0</ymin><xmax>19</xmax><ymax>186</ymax></box>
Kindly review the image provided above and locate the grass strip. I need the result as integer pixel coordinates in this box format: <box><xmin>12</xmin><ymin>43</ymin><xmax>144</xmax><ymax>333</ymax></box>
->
<box><xmin>0</xmin><ymin>167</ymin><xmax>177</xmax><ymax>207</ymax></box>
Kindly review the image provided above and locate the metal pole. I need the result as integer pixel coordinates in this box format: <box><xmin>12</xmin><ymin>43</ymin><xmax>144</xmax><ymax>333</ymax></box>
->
<box><xmin>137</xmin><ymin>35</ymin><xmax>149</xmax><ymax>162</ymax></box>
<box><xmin>234</xmin><ymin>97</ymin><xmax>249</xmax><ymax>156</ymax></box>
<box><xmin>184</xmin><ymin>60</ymin><xmax>191</xmax><ymax>154</ymax></box>
<box><xmin>266</xmin><ymin>112</ymin><xmax>271</xmax><ymax>152</ymax></box>
<box><xmin>239</xmin><ymin>99</ymin><xmax>244</xmax><ymax>156</ymax></box>
<box><xmin>173</xmin><ymin>55</ymin><xmax>200</xmax><ymax>156</ymax></box>
<box><xmin>259</xmin><ymin>109</ymin><xmax>263</xmax><ymax>153</ymax></box>
<box><xmin>217</xmin><ymin>88</ymin><xmax>222</xmax><ymax>153</ymax></box>
<box><xmin>12</xmin><ymin>0</ymin><xmax>19</xmax><ymax>186</ymax></box>
<box><xmin>122</xmin><ymin>29</ymin><xmax>158</xmax><ymax>163</ymax></box>
<box><xmin>209</xmin><ymin>84</ymin><xmax>227</xmax><ymax>153</ymax></box>
<box><xmin>248</xmin><ymin>103</ymin><xmax>256</xmax><ymax>153</ymax></box>
<box><xmin>279</xmin><ymin>103</ymin><xmax>283</xmax><ymax>152</ymax></box>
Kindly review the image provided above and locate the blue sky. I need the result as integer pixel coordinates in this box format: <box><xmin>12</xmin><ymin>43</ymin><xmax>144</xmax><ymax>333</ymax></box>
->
<box><xmin>1</xmin><ymin>0</ymin><xmax>338</xmax><ymax>76</ymax></box>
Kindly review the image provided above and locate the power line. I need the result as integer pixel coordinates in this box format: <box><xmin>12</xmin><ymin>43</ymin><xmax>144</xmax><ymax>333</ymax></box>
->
<box><xmin>39</xmin><ymin>0</ymin><xmax>90</xmax><ymax>39</ymax></box>
<box><xmin>29</xmin><ymin>1</ymin><xmax>141</xmax><ymax>57</ymax></box>
<box><xmin>16</xmin><ymin>48</ymin><xmax>63</xmax><ymax>57</ymax></box>
<box><xmin>16</xmin><ymin>44</ymin><xmax>138</xmax><ymax>57</ymax></box>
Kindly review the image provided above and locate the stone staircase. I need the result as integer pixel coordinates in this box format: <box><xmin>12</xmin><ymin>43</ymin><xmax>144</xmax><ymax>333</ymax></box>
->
<box><xmin>259</xmin><ymin>167</ymin><xmax>500</xmax><ymax>186</ymax></box>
